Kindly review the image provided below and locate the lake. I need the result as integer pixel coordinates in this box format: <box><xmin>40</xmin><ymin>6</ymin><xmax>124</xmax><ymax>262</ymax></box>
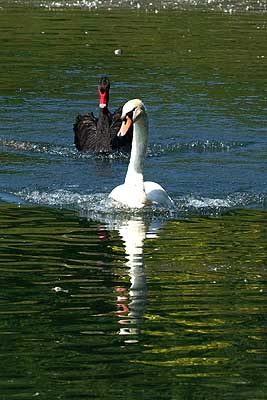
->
<box><xmin>0</xmin><ymin>1</ymin><xmax>266</xmax><ymax>399</ymax></box>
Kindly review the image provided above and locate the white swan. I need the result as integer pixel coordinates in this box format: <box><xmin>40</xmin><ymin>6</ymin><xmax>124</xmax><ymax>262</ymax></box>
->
<box><xmin>109</xmin><ymin>99</ymin><xmax>174</xmax><ymax>209</ymax></box>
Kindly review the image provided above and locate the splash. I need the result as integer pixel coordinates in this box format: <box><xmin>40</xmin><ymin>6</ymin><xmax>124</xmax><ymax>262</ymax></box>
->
<box><xmin>14</xmin><ymin>188</ymin><xmax>177</xmax><ymax>230</ymax></box>
<box><xmin>177</xmin><ymin>192</ymin><xmax>267</xmax><ymax>216</ymax></box>
<box><xmin>1</xmin><ymin>138</ymin><xmax>248</xmax><ymax>160</ymax></box>
<box><xmin>7</xmin><ymin>0</ymin><xmax>267</xmax><ymax>13</ymax></box>
<box><xmin>18</xmin><ymin>0</ymin><xmax>267</xmax><ymax>14</ymax></box>
<box><xmin>147</xmin><ymin>140</ymin><xmax>248</xmax><ymax>157</ymax></box>
<box><xmin>16</xmin><ymin>188</ymin><xmax>95</xmax><ymax>207</ymax></box>
<box><xmin>0</xmin><ymin>138</ymin><xmax>77</xmax><ymax>158</ymax></box>
<box><xmin>14</xmin><ymin>188</ymin><xmax>267</xmax><ymax>221</ymax></box>
<box><xmin>0</xmin><ymin>138</ymin><xmax>129</xmax><ymax>160</ymax></box>
<box><xmin>0</xmin><ymin>0</ymin><xmax>267</xmax><ymax>14</ymax></box>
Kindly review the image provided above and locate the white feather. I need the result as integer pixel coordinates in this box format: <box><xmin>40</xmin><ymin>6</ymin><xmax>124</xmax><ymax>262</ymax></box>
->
<box><xmin>109</xmin><ymin>99</ymin><xmax>174</xmax><ymax>209</ymax></box>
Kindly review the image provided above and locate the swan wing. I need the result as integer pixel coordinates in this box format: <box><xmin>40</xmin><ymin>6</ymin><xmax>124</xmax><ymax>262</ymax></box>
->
<box><xmin>145</xmin><ymin>181</ymin><xmax>174</xmax><ymax>208</ymax></box>
<box><xmin>109</xmin><ymin>184</ymin><xmax>124</xmax><ymax>204</ymax></box>
<box><xmin>73</xmin><ymin>112</ymin><xmax>97</xmax><ymax>151</ymax></box>
<box><xmin>109</xmin><ymin>184</ymin><xmax>147</xmax><ymax>209</ymax></box>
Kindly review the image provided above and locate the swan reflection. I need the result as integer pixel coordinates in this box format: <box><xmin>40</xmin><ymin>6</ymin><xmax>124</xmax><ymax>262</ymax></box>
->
<box><xmin>114</xmin><ymin>217</ymin><xmax>160</xmax><ymax>338</ymax></box>
<box><xmin>99</xmin><ymin>214</ymin><xmax>160</xmax><ymax>339</ymax></box>
<box><xmin>82</xmin><ymin>205</ymin><xmax>163</xmax><ymax>340</ymax></box>
<box><xmin>116</xmin><ymin>218</ymin><xmax>150</xmax><ymax>337</ymax></box>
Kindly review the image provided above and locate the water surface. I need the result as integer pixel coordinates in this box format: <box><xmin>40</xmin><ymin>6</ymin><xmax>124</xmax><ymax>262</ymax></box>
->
<box><xmin>0</xmin><ymin>204</ymin><xmax>266</xmax><ymax>399</ymax></box>
<box><xmin>0</xmin><ymin>2</ymin><xmax>266</xmax><ymax>399</ymax></box>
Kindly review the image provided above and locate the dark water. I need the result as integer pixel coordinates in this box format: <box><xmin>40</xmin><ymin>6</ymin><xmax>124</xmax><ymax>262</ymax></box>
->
<box><xmin>0</xmin><ymin>1</ymin><xmax>267</xmax><ymax>399</ymax></box>
<box><xmin>0</xmin><ymin>204</ymin><xmax>266</xmax><ymax>399</ymax></box>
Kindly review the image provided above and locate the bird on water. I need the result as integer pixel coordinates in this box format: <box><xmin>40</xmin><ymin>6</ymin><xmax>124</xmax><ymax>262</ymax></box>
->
<box><xmin>74</xmin><ymin>76</ymin><xmax>133</xmax><ymax>153</ymax></box>
<box><xmin>109</xmin><ymin>98</ymin><xmax>174</xmax><ymax>209</ymax></box>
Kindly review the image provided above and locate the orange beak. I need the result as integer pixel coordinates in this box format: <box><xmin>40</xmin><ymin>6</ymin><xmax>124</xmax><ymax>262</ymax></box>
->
<box><xmin>118</xmin><ymin>116</ymin><xmax>133</xmax><ymax>136</ymax></box>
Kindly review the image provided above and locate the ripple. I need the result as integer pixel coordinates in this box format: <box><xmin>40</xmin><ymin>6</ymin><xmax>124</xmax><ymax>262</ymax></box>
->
<box><xmin>14</xmin><ymin>188</ymin><xmax>267</xmax><ymax>220</ymax></box>
<box><xmin>177</xmin><ymin>192</ymin><xmax>267</xmax><ymax>215</ymax></box>
<box><xmin>1</xmin><ymin>138</ymin><xmax>248</xmax><ymax>161</ymax></box>
<box><xmin>0</xmin><ymin>138</ymin><xmax>76</xmax><ymax>157</ymax></box>
<box><xmin>9</xmin><ymin>0</ymin><xmax>267</xmax><ymax>13</ymax></box>
<box><xmin>147</xmin><ymin>140</ymin><xmax>248</xmax><ymax>156</ymax></box>
<box><xmin>0</xmin><ymin>139</ymin><xmax>130</xmax><ymax>160</ymax></box>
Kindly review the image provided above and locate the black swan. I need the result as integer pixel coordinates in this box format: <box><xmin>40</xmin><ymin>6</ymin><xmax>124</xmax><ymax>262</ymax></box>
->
<box><xmin>73</xmin><ymin>76</ymin><xmax>133</xmax><ymax>153</ymax></box>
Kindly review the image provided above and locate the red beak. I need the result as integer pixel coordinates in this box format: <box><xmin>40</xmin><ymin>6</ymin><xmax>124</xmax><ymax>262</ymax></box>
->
<box><xmin>98</xmin><ymin>89</ymin><xmax>108</xmax><ymax>108</ymax></box>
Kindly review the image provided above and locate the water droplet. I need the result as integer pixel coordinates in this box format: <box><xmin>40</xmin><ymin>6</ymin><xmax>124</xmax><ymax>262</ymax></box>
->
<box><xmin>52</xmin><ymin>286</ymin><xmax>69</xmax><ymax>293</ymax></box>
<box><xmin>114</xmin><ymin>48</ymin><xmax>122</xmax><ymax>56</ymax></box>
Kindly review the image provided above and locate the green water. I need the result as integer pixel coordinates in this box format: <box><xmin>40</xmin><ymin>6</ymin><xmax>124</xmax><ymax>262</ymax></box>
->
<box><xmin>0</xmin><ymin>204</ymin><xmax>266</xmax><ymax>399</ymax></box>
<box><xmin>0</xmin><ymin>3</ymin><xmax>267</xmax><ymax>399</ymax></box>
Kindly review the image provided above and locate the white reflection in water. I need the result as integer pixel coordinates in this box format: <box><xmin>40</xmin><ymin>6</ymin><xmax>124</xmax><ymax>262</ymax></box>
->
<box><xmin>117</xmin><ymin>218</ymin><xmax>147</xmax><ymax>337</ymax></box>
<box><xmin>104</xmin><ymin>215</ymin><xmax>160</xmax><ymax>340</ymax></box>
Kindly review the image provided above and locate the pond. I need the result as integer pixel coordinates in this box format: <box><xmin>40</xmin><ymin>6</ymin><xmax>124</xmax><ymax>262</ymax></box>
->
<box><xmin>0</xmin><ymin>1</ymin><xmax>266</xmax><ymax>399</ymax></box>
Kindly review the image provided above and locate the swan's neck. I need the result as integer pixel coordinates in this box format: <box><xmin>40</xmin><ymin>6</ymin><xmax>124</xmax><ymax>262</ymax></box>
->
<box><xmin>94</xmin><ymin>107</ymin><xmax>112</xmax><ymax>152</ymax></box>
<box><xmin>124</xmin><ymin>114</ymin><xmax>148</xmax><ymax>189</ymax></box>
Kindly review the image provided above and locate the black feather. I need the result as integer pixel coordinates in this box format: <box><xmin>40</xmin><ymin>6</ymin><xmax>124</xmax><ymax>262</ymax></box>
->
<box><xmin>73</xmin><ymin>77</ymin><xmax>133</xmax><ymax>153</ymax></box>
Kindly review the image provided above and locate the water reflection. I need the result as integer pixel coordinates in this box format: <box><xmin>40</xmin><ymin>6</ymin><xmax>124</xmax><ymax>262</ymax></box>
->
<box><xmin>0</xmin><ymin>203</ymin><xmax>266</xmax><ymax>399</ymax></box>
<box><xmin>87</xmin><ymin>211</ymin><xmax>161</xmax><ymax>339</ymax></box>
<box><xmin>117</xmin><ymin>217</ymin><xmax>160</xmax><ymax>338</ymax></box>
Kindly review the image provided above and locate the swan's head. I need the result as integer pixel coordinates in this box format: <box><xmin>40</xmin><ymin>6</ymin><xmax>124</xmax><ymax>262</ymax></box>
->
<box><xmin>118</xmin><ymin>99</ymin><xmax>147</xmax><ymax>136</ymax></box>
<box><xmin>98</xmin><ymin>76</ymin><xmax>110</xmax><ymax>109</ymax></box>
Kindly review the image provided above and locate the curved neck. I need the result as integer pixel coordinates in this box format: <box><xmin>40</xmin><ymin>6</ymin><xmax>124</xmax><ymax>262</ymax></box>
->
<box><xmin>95</xmin><ymin>107</ymin><xmax>112</xmax><ymax>152</ymax></box>
<box><xmin>124</xmin><ymin>113</ymin><xmax>148</xmax><ymax>187</ymax></box>
<box><xmin>97</xmin><ymin>106</ymin><xmax>112</xmax><ymax>127</ymax></box>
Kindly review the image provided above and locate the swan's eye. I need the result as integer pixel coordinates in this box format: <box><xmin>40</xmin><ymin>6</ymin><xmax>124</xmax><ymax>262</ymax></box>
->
<box><xmin>122</xmin><ymin>107</ymin><xmax>136</xmax><ymax>122</ymax></box>
<box><xmin>127</xmin><ymin>109</ymin><xmax>135</xmax><ymax>120</ymax></box>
